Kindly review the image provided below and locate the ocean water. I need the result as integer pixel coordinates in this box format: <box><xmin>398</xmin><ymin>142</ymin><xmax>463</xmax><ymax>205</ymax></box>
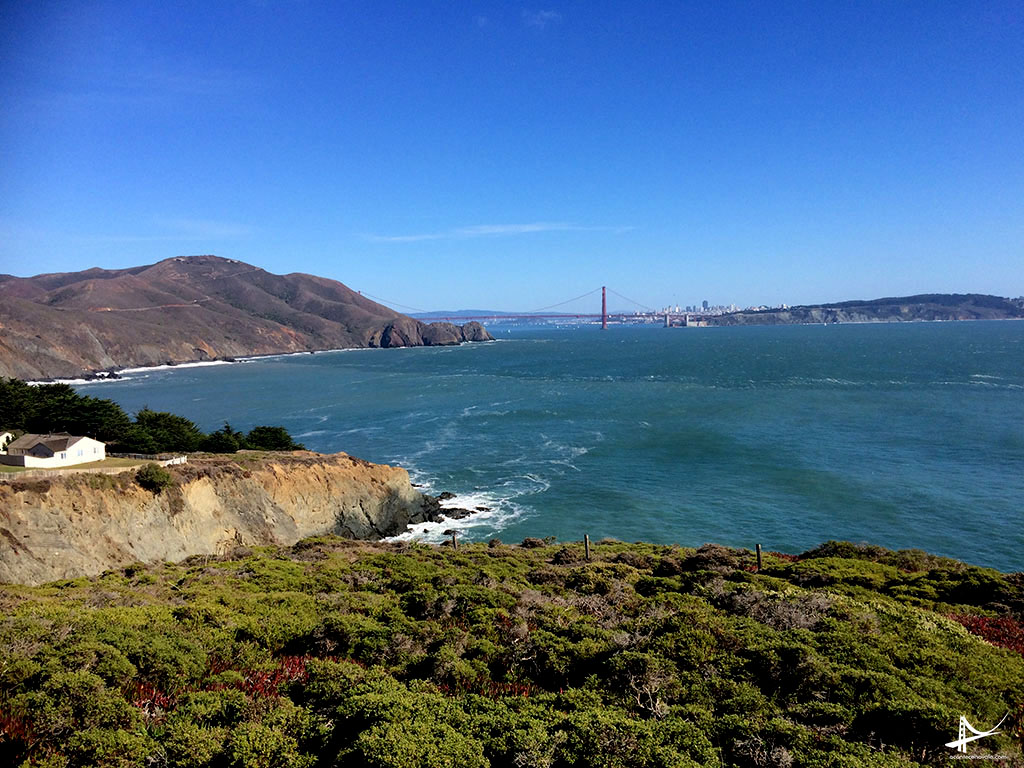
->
<box><xmin>76</xmin><ymin>321</ymin><xmax>1024</xmax><ymax>571</ymax></box>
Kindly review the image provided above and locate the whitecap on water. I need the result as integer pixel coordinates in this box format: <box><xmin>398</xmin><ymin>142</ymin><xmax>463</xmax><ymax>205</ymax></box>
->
<box><xmin>294</xmin><ymin>429</ymin><xmax>329</xmax><ymax>439</ymax></box>
<box><xmin>497</xmin><ymin>473</ymin><xmax>551</xmax><ymax>495</ymax></box>
<box><xmin>31</xmin><ymin>375</ymin><xmax>134</xmax><ymax>386</ymax></box>
<box><xmin>117</xmin><ymin>360</ymin><xmax>239</xmax><ymax>374</ymax></box>
<box><xmin>383</xmin><ymin>462</ymin><xmax>545</xmax><ymax>544</ymax></box>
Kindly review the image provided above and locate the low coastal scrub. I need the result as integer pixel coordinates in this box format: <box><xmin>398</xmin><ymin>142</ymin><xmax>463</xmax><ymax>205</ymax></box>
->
<box><xmin>0</xmin><ymin>378</ymin><xmax>303</xmax><ymax>454</ymax></box>
<box><xmin>134</xmin><ymin>463</ymin><xmax>175</xmax><ymax>494</ymax></box>
<box><xmin>0</xmin><ymin>539</ymin><xmax>1021</xmax><ymax>767</ymax></box>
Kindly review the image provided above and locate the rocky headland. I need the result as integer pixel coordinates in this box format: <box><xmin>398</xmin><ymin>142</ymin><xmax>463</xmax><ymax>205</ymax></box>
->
<box><xmin>0</xmin><ymin>451</ymin><xmax>474</xmax><ymax>585</ymax></box>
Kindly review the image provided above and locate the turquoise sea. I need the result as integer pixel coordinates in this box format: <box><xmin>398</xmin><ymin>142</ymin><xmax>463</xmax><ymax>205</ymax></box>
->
<box><xmin>76</xmin><ymin>321</ymin><xmax>1024</xmax><ymax>571</ymax></box>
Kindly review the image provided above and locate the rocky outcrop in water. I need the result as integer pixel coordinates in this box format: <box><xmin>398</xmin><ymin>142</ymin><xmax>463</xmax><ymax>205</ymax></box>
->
<box><xmin>372</xmin><ymin>319</ymin><xmax>493</xmax><ymax>348</ymax></box>
<box><xmin>0</xmin><ymin>452</ymin><xmax>463</xmax><ymax>585</ymax></box>
<box><xmin>459</xmin><ymin>321</ymin><xmax>493</xmax><ymax>342</ymax></box>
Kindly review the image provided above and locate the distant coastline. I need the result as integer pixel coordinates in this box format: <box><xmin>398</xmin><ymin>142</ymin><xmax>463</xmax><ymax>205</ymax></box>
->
<box><xmin>4</xmin><ymin>253</ymin><xmax>1018</xmax><ymax>380</ymax></box>
<box><xmin>706</xmin><ymin>292</ymin><xmax>1024</xmax><ymax>327</ymax></box>
<box><xmin>27</xmin><ymin>315</ymin><xmax>1023</xmax><ymax>386</ymax></box>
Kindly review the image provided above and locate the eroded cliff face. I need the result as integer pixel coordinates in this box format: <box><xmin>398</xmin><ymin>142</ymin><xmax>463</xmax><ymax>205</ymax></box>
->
<box><xmin>0</xmin><ymin>452</ymin><xmax>433</xmax><ymax>585</ymax></box>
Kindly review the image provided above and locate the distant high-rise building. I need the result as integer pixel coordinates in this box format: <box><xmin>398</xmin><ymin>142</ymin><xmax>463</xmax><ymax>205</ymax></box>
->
<box><xmin>701</xmin><ymin>300</ymin><xmax>709</xmax><ymax>310</ymax></box>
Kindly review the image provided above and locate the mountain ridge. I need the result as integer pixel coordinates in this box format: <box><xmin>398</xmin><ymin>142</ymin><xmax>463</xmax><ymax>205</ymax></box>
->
<box><xmin>0</xmin><ymin>255</ymin><xmax>492</xmax><ymax>379</ymax></box>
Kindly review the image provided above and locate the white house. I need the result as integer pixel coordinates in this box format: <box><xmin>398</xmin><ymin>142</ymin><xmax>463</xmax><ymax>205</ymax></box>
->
<box><xmin>1</xmin><ymin>433</ymin><xmax>106</xmax><ymax>468</ymax></box>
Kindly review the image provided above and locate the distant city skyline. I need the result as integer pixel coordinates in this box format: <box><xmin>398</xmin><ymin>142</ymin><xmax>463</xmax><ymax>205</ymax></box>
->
<box><xmin>2</xmin><ymin>2</ymin><xmax>1022</xmax><ymax>310</ymax></box>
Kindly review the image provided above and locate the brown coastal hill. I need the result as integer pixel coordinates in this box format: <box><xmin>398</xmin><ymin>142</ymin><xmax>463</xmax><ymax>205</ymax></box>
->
<box><xmin>0</xmin><ymin>255</ymin><xmax>492</xmax><ymax>380</ymax></box>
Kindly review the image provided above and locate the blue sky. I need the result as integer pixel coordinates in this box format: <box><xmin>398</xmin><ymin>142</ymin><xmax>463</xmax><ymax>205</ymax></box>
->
<box><xmin>2</xmin><ymin>1</ymin><xmax>1021</xmax><ymax>310</ymax></box>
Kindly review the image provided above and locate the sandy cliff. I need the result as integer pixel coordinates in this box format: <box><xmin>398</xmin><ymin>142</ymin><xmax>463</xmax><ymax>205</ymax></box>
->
<box><xmin>0</xmin><ymin>452</ymin><xmax>438</xmax><ymax>585</ymax></box>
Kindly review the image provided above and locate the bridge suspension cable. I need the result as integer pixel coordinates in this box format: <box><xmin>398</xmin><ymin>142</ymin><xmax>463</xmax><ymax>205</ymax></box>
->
<box><xmin>358</xmin><ymin>285</ymin><xmax>651</xmax><ymax>321</ymax></box>
<box><xmin>356</xmin><ymin>291</ymin><xmax>430</xmax><ymax>314</ymax></box>
<box><xmin>526</xmin><ymin>287</ymin><xmax>603</xmax><ymax>314</ymax></box>
<box><xmin>606</xmin><ymin>287</ymin><xmax>657</xmax><ymax>313</ymax></box>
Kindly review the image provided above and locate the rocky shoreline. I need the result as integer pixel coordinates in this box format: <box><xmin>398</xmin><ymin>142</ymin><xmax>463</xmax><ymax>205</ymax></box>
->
<box><xmin>24</xmin><ymin>332</ymin><xmax>496</xmax><ymax>385</ymax></box>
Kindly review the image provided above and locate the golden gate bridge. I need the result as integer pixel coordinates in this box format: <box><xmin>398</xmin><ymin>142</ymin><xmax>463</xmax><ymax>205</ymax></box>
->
<box><xmin>359</xmin><ymin>286</ymin><xmax>695</xmax><ymax>328</ymax></box>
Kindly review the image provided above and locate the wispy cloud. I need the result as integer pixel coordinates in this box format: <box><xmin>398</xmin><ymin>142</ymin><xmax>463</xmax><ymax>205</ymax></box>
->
<box><xmin>38</xmin><ymin>65</ymin><xmax>259</xmax><ymax>111</ymax></box>
<box><xmin>365</xmin><ymin>222</ymin><xmax>631</xmax><ymax>243</ymax></box>
<box><xmin>129</xmin><ymin>67</ymin><xmax>261</xmax><ymax>97</ymax></box>
<box><xmin>83</xmin><ymin>217</ymin><xmax>254</xmax><ymax>243</ymax></box>
<box><xmin>153</xmin><ymin>217</ymin><xmax>254</xmax><ymax>239</ymax></box>
<box><xmin>523</xmin><ymin>9</ymin><xmax>562</xmax><ymax>29</ymax></box>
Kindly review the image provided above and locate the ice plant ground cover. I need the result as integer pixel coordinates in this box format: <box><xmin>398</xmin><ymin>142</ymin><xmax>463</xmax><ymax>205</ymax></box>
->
<box><xmin>0</xmin><ymin>538</ymin><xmax>1022</xmax><ymax>767</ymax></box>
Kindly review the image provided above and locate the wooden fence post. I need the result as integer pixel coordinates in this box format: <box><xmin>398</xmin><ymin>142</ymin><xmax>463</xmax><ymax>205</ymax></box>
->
<box><xmin>584</xmin><ymin>534</ymin><xmax>591</xmax><ymax>561</ymax></box>
<box><xmin>755</xmin><ymin>543</ymin><xmax>762</xmax><ymax>571</ymax></box>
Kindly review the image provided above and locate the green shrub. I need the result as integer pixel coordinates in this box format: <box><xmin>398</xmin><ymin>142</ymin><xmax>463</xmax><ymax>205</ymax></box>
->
<box><xmin>8</xmin><ymin>670</ymin><xmax>140</xmax><ymax>741</ymax></box>
<box><xmin>60</xmin><ymin>641</ymin><xmax>137</xmax><ymax>688</ymax></box>
<box><xmin>174</xmin><ymin>689</ymin><xmax>250</xmax><ymax>728</ymax></box>
<box><xmin>348</xmin><ymin>719</ymin><xmax>487</xmax><ymax>768</ymax></box>
<box><xmin>63</xmin><ymin>727</ymin><xmax>154</xmax><ymax>768</ymax></box>
<box><xmin>227</xmin><ymin>722</ymin><xmax>313</xmax><ymax>768</ymax></box>
<box><xmin>162</xmin><ymin>721</ymin><xmax>229</xmax><ymax>768</ymax></box>
<box><xmin>135</xmin><ymin>463</ymin><xmax>174</xmax><ymax>493</ymax></box>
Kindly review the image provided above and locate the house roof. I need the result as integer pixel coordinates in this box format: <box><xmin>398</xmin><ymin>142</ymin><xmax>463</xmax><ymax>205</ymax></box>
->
<box><xmin>5</xmin><ymin>433</ymin><xmax>99</xmax><ymax>452</ymax></box>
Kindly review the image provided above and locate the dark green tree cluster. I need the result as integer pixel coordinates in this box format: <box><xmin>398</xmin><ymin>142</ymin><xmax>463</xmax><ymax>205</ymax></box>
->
<box><xmin>0</xmin><ymin>539</ymin><xmax>1021</xmax><ymax>767</ymax></box>
<box><xmin>0</xmin><ymin>380</ymin><xmax>132</xmax><ymax>445</ymax></box>
<box><xmin>200</xmin><ymin>424</ymin><xmax>302</xmax><ymax>454</ymax></box>
<box><xmin>0</xmin><ymin>378</ymin><xmax>303</xmax><ymax>454</ymax></box>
